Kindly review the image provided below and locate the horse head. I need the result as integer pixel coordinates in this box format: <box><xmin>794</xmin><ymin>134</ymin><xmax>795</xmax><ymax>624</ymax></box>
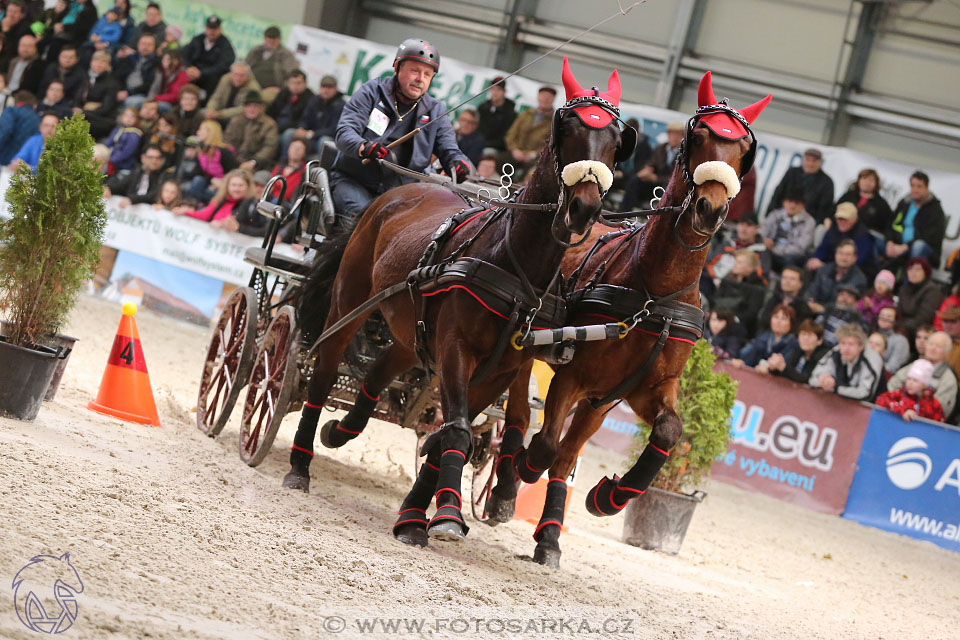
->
<box><xmin>681</xmin><ymin>71</ymin><xmax>772</xmax><ymax>241</ymax></box>
<box><xmin>552</xmin><ymin>57</ymin><xmax>635</xmax><ymax>237</ymax></box>
<box><xmin>13</xmin><ymin>553</ymin><xmax>84</xmax><ymax>634</ymax></box>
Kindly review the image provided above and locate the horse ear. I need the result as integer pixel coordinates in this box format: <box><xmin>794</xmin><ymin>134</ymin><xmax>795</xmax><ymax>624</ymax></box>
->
<box><xmin>739</xmin><ymin>94</ymin><xmax>773</xmax><ymax>124</ymax></box>
<box><xmin>603</xmin><ymin>69</ymin><xmax>622</xmax><ymax>106</ymax></box>
<box><xmin>561</xmin><ymin>56</ymin><xmax>586</xmax><ymax>102</ymax></box>
<box><xmin>697</xmin><ymin>71</ymin><xmax>717</xmax><ymax>107</ymax></box>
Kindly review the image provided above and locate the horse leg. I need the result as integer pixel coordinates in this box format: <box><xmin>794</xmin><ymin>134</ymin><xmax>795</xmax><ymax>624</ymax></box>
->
<box><xmin>393</xmin><ymin>440</ymin><xmax>441</xmax><ymax>547</ymax></box>
<box><xmin>585</xmin><ymin>380</ymin><xmax>681</xmax><ymax>516</ymax></box>
<box><xmin>515</xmin><ymin>370</ymin><xmax>582</xmax><ymax>484</ymax></box>
<box><xmin>320</xmin><ymin>342</ymin><xmax>417</xmax><ymax>449</ymax></box>
<box><xmin>533</xmin><ymin>400</ymin><xmax>603</xmax><ymax>568</ymax></box>
<box><xmin>484</xmin><ymin>361</ymin><xmax>533</xmax><ymax>524</ymax></box>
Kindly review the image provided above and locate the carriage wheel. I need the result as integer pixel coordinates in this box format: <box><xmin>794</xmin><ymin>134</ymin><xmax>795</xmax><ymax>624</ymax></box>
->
<box><xmin>196</xmin><ymin>287</ymin><xmax>258</xmax><ymax>437</ymax></box>
<box><xmin>238</xmin><ymin>306</ymin><xmax>300</xmax><ymax>467</ymax></box>
<box><xmin>469</xmin><ymin>420</ymin><xmax>503</xmax><ymax>522</ymax></box>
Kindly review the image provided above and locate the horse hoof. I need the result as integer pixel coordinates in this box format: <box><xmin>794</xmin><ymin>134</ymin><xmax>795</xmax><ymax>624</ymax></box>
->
<box><xmin>394</xmin><ymin>524</ymin><xmax>428</xmax><ymax>548</ymax></box>
<box><xmin>281</xmin><ymin>470</ymin><xmax>310</xmax><ymax>493</ymax></box>
<box><xmin>319</xmin><ymin>419</ymin><xmax>344</xmax><ymax>449</ymax></box>
<box><xmin>483</xmin><ymin>493</ymin><xmax>516</xmax><ymax>525</ymax></box>
<box><xmin>428</xmin><ymin>521</ymin><xmax>466</xmax><ymax>542</ymax></box>
<box><xmin>533</xmin><ymin>545</ymin><xmax>561</xmax><ymax>569</ymax></box>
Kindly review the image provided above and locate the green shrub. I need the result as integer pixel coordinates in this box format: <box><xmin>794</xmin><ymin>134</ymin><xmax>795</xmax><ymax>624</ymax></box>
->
<box><xmin>0</xmin><ymin>114</ymin><xmax>105</xmax><ymax>347</ymax></box>
<box><xmin>632</xmin><ymin>339</ymin><xmax>737</xmax><ymax>493</ymax></box>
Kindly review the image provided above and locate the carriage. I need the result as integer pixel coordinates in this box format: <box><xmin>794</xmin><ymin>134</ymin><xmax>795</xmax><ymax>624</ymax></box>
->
<box><xmin>193</xmin><ymin>153</ymin><xmax>537</xmax><ymax>520</ymax></box>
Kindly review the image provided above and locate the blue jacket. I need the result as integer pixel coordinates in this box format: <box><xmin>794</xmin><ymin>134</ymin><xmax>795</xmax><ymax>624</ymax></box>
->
<box><xmin>12</xmin><ymin>134</ymin><xmax>44</xmax><ymax>169</ymax></box>
<box><xmin>332</xmin><ymin>76</ymin><xmax>467</xmax><ymax>191</ymax></box>
<box><xmin>90</xmin><ymin>16</ymin><xmax>124</xmax><ymax>47</ymax></box>
<box><xmin>812</xmin><ymin>220</ymin><xmax>877</xmax><ymax>276</ymax></box>
<box><xmin>740</xmin><ymin>331</ymin><xmax>799</xmax><ymax>367</ymax></box>
<box><xmin>0</xmin><ymin>105</ymin><xmax>40</xmax><ymax>165</ymax></box>
<box><xmin>105</xmin><ymin>126</ymin><xmax>143</xmax><ymax>172</ymax></box>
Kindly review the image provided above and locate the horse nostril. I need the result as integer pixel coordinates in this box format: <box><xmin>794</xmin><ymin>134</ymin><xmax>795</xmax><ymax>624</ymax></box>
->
<box><xmin>696</xmin><ymin>197</ymin><xmax>712</xmax><ymax>217</ymax></box>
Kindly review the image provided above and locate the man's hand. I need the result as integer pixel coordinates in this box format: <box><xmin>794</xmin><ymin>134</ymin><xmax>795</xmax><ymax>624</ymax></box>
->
<box><xmin>205</xmin><ymin>108</ymin><xmax>219</xmax><ymax>120</ymax></box>
<box><xmin>763</xmin><ymin>237</ymin><xmax>775</xmax><ymax>250</ymax></box>
<box><xmin>116</xmin><ymin>46</ymin><xmax>133</xmax><ymax>58</ymax></box>
<box><xmin>359</xmin><ymin>141</ymin><xmax>388</xmax><ymax>160</ymax></box>
<box><xmin>730</xmin><ymin>359</ymin><xmax>745</xmax><ymax>369</ymax></box>
<box><xmin>807</xmin><ymin>301</ymin><xmax>825</xmax><ymax>314</ymax></box>
<box><xmin>755</xmin><ymin>361</ymin><xmax>770</xmax><ymax>375</ymax></box>
<box><xmin>902</xmin><ymin>409</ymin><xmax>917</xmax><ymax>422</ymax></box>
<box><xmin>806</xmin><ymin>257</ymin><xmax>824</xmax><ymax>270</ymax></box>
<box><xmin>451</xmin><ymin>160</ymin><xmax>470</xmax><ymax>183</ymax></box>
<box><xmin>240</xmin><ymin>159</ymin><xmax>257</xmax><ymax>171</ymax></box>
<box><xmin>886</xmin><ymin>241</ymin><xmax>908</xmax><ymax>258</ymax></box>
<box><xmin>510</xmin><ymin>148</ymin><xmax>526</xmax><ymax>163</ymax></box>
<box><xmin>102</xmin><ymin>187</ymin><xmax>112</xmax><ymax>198</ymax></box>
<box><xmin>117</xmin><ymin>90</ymin><xmax>129</xmax><ymax>102</ymax></box>
<box><xmin>117</xmin><ymin>197</ymin><xmax>132</xmax><ymax>208</ymax></box>
<box><xmin>294</xmin><ymin>128</ymin><xmax>312</xmax><ymax>139</ymax></box>
<box><xmin>767</xmin><ymin>353</ymin><xmax>786</xmax><ymax>371</ymax></box>
<box><xmin>186</xmin><ymin>66</ymin><xmax>201</xmax><ymax>80</ymax></box>
<box><xmin>818</xmin><ymin>374</ymin><xmax>836</xmax><ymax>392</ymax></box>
<box><xmin>211</xmin><ymin>216</ymin><xmax>240</xmax><ymax>233</ymax></box>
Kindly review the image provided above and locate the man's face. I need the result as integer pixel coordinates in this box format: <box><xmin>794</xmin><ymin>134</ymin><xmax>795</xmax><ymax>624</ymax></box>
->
<box><xmin>319</xmin><ymin>85</ymin><xmax>337</xmax><ymax>100</ymax></box>
<box><xmin>7</xmin><ymin>3</ymin><xmax>23</xmax><ymax>22</ymax></box>
<box><xmin>489</xmin><ymin>84</ymin><xmax>505</xmax><ymax>102</ymax></box>
<box><xmin>205</xmin><ymin>26</ymin><xmax>221</xmax><ymax>41</ymax></box>
<box><xmin>288</xmin><ymin>75</ymin><xmax>307</xmax><ymax>95</ymax></box>
<box><xmin>783</xmin><ymin>199</ymin><xmax>803</xmax><ymax>216</ymax></box>
<box><xmin>89</xmin><ymin>55</ymin><xmax>109</xmax><ymax>75</ymax></box>
<box><xmin>180</xmin><ymin>92</ymin><xmax>198</xmax><ymax>111</ymax></box>
<box><xmin>140</xmin><ymin>102</ymin><xmax>158</xmax><ymax>121</ymax></box>
<box><xmin>909</xmin><ymin>177</ymin><xmax>929</xmax><ymax>202</ymax></box>
<box><xmin>838</xmin><ymin>336</ymin><xmax>864</xmax><ymax>363</ymax></box>
<box><xmin>877</xmin><ymin>308</ymin><xmax>896</xmax><ymax>330</ymax></box>
<box><xmin>835</xmin><ymin>215</ymin><xmax>856</xmax><ymax>233</ymax></box>
<box><xmin>536</xmin><ymin>90</ymin><xmax>554</xmax><ymax>111</ymax></box>
<box><xmin>835</xmin><ymin>244</ymin><xmax>857</xmax><ymax>269</ymax></box>
<box><xmin>780</xmin><ymin>270</ymin><xmax>802</xmax><ymax>295</ymax></box>
<box><xmin>145</xmin><ymin>6</ymin><xmax>162</xmax><ymax>26</ymax></box>
<box><xmin>926</xmin><ymin>335</ymin><xmax>949</xmax><ymax>363</ymax></box>
<box><xmin>667</xmin><ymin>130</ymin><xmax>683</xmax><ymax>148</ymax></box>
<box><xmin>264</xmin><ymin>36</ymin><xmax>280</xmax><ymax>50</ymax></box>
<box><xmin>737</xmin><ymin>221</ymin><xmax>757</xmax><ymax>243</ymax></box>
<box><xmin>59</xmin><ymin>49</ymin><xmax>78</xmax><ymax>70</ymax></box>
<box><xmin>244</xmin><ymin>102</ymin><xmax>262</xmax><ymax>120</ymax></box>
<box><xmin>39</xmin><ymin>116</ymin><xmax>58</xmax><ymax>138</ymax></box>
<box><xmin>138</xmin><ymin>35</ymin><xmax>156</xmax><ymax>57</ymax></box>
<box><xmin>45</xmin><ymin>82</ymin><xmax>64</xmax><ymax>104</ymax></box>
<box><xmin>230</xmin><ymin>66</ymin><xmax>248</xmax><ymax>88</ymax></box>
<box><xmin>396</xmin><ymin>60</ymin><xmax>434</xmax><ymax>100</ymax></box>
<box><xmin>835</xmin><ymin>290</ymin><xmax>857</xmax><ymax>308</ymax></box>
<box><xmin>802</xmin><ymin>153</ymin><xmax>821</xmax><ymax>174</ymax></box>
<box><xmin>18</xmin><ymin>35</ymin><xmax>37</xmax><ymax>60</ymax></box>
<box><xmin>942</xmin><ymin>317</ymin><xmax>960</xmax><ymax>339</ymax></box>
<box><xmin>142</xmin><ymin>149</ymin><xmax>165</xmax><ymax>172</ymax></box>
<box><xmin>457</xmin><ymin>111</ymin><xmax>478</xmax><ymax>135</ymax></box>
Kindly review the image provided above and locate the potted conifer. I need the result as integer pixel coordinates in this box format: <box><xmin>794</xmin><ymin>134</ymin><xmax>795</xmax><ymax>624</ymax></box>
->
<box><xmin>0</xmin><ymin>114</ymin><xmax>105</xmax><ymax>420</ymax></box>
<box><xmin>621</xmin><ymin>339</ymin><xmax>737</xmax><ymax>554</ymax></box>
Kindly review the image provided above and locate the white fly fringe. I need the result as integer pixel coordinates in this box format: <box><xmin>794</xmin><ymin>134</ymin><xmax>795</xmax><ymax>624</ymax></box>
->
<box><xmin>692</xmin><ymin>161</ymin><xmax>740</xmax><ymax>198</ymax></box>
<box><xmin>561</xmin><ymin>160</ymin><xmax>613</xmax><ymax>193</ymax></box>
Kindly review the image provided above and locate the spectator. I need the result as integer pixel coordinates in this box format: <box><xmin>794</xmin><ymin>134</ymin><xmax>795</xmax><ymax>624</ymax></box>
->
<box><xmin>180</xmin><ymin>15</ymin><xmax>235</xmax><ymax>98</ymax></box>
<box><xmin>245</xmin><ymin>26</ymin><xmax>297</xmax><ymax>101</ymax></box>
<box><xmin>938</xmin><ymin>306</ymin><xmax>960</xmax><ymax>380</ymax></box>
<box><xmin>619</xmin><ymin>121</ymin><xmax>682</xmax><ymax>213</ymax></box>
<box><xmin>888</xmin><ymin>332</ymin><xmax>958</xmax><ymax>417</ymax></box>
<box><xmin>0</xmin><ymin>0</ymin><xmax>32</xmax><ymax>73</ymax></box>
<box><xmin>455</xmin><ymin>107</ymin><xmax>484</xmax><ymax>165</ymax></box>
<box><xmin>873</xmin><ymin>306</ymin><xmax>910</xmax><ymax>375</ymax></box>
<box><xmin>138</xmin><ymin>100</ymin><xmax>159</xmax><ymax>137</ymax></box>
<box><xmin>79</xmin><ymin>50</ymin><xmax>120</xmax><ymax>139</ymax></box>
<box><xmin>706</xmin><ymin>213</ymin><xmax>771</xmax><ymax>286</ymax></box>
<box><xmin>142</xmin><ymin>110</ymin><xmax>179</xmax><ymax>167</ymax></box>
<box><xmin>294</xmin><ymin>74</ymin><xmax>344</xmax><ymax>154</ymax></box>
<box><xmin>504</xmin><ymin>86</ymin><xmax>555</xmax><ymax>175</ymax></box>
<box><xmin>111</xmin><ymin>0</ymin><xmax>135</xmax><ymax>46</ymax></box>
<box><xmin>877</xmin><ymin>359</ymin><xmax>945</xmax><ymax>423</ymax></box>
<box><xmin>224</xmin><ymin>90</ymin><xmax>278</xmax><ymax>171</ymax></box>
<box><xmin>35</xmin><ymin>78</ymin><xmax>71</xmax><ymax>119</ymax></box>
<box><xmin>767</xmin><ymin>319</ymin><xmax>831</xmax><ymax>384</ymax></box>
<box><xmin>42</xmin><ymin>0</ymin><xmax>97</xmax><ymax>58</ymax></box>
<box><xmin>805</xmin><ymin>239</ymin><xmax>867</xmax><ymax>314</ymax></box>
<box><xmin>885</xmin><ymin>171</ymin><xmax>946</xmax><ymax>269</ymax></box>
<box><xmin>934</xmin><ymin>283</ymin><xmax>960</xmax><ymax>332</ymax></box>
<box><xmin>477</xmin><ymin>76</ymin><xmax>516</xmax><ymax>153</ymax></box>
<box><xmin>92</xmin><ymin>142</ymin><xmax>110</xmax><ymax>174</ymax></box>
<box><xmin>205</xmin><ymin>61</ymin><xmax>260</xmax><ymax>124</ymax></box>
<box><xmin>807</xmin><ymin>202</ymin><xmax>877</xmax><ymax>276</ymax></box>
<box><xmin>896</xmin><ymin>258</ymin><xmax>943</xmax><ymax>337</ymax></box>
<box><xmin>174</xmin><ymin>83</ymin><xmax>203</xmax><ymax>137</ymax></box>
<box><xmin>160</xmin><ymin>24</ymin><xmax>181</xmax><ymax>55</ymax></box>
<box><xmin>767</xmin><ymin>147</ymin><xmax>835</xmax><ymax>224</ymax></box>
<box><xmin>476</xmin><ymin>154</ymin><xmax>498</xmax><ymax>179</ymax></box>
<box><xmin>0</xmin><ymin>34</ymin><xmax>43</xmax><ymax>98</ymax></box>
<box><xmin>173</xmin><ymin>168</ymin><xmax>253</xmax><ymax>224</ymax></box>
<box><xmin>914</xmin><ymin>324</ymin><xmax>934</xmax><ymax>360</ymax></box>
<box><xmin>757</xmin><ymin>265</ymin><xmax>812</xmax><ymax>331</ymax></box>
<box><xmin>8</xmin><ymin>111</ymin><xmax>57</xmax><ymax>170</ymax></box>
<box><xmin>172</xmin><ymin>135</ymin><xmax>201</xmax><ymax>186</ymax></box>
<box><xmin>727</xmin><ymin>166</ymin><xmax>756</xmax><ymax>224</ymax></box>
<box><xmin>711</xmin><ymin>249</ymin><xmax>767</xmax><ymax>332</ymax></box>
<box><xmin>114</xmin><ymin>33</ymin><xmax>158</xmax><ymax>107</ymax></box>
<box><xmin>117</xmin><ymin>2</ymin><xmax>165</xmax><ymax>57</ymax></box>
<box><xmin>152</xmin><ymin>178</ymin><xmax>184</xmax><ymax>210</ymax></box>
<box><xmin>103</xmin><ymin>144</ymin><xmax>168</xmax><ymax>207</ymax></box>
<box><xmin>40</xmin><ymin>43</ymin><xmax>85</xmax><ymax>106</ymax></box>
<box><xmin>104</xmin><ymin>105</ymin><xmax>141</xmax><ymax>172</ymax></box>
<box><xmin>0</xmin><ymin>89</ymin><xmax>38</xmax><ymax>165</ymax></box>
<box><xmin>810</xmin><ymin>323</ymin><xmax>884</xmax><ymax>401</ymax></box>
<box><xmin>182</xmin><ymin>119</ymin><xmax>237</xmax><ymax>203</ymax></box>
<box><xmin>836</xmin><ymin>168</ymin><xmax>892</xmax><ymax>242</ymax></box>
<box><xmin>268</xmin><ymin>137</ymin><xmax>307</xmax><ymax>204</ymax></box>
<box><xmin>612</xmin><ymin>118</ymin><xmax>652</xmax><ymax>192</ymax></box>
<box><xmin>820</xmin><ymin>285</ymin><xmax>864</xmax><ymax>346</ymax></box>
<box><xmin>148</xmin><ymin>49</ymin><xmax>189</xmax><ymax>111</ymax></box>
<box><xmin>706</xmin><ymin>307</ymin><xmax>746</xmax><ymax>359</ymax></box>
<box><xmin>856</xmin><ymin>269</ymin><xmax>895</xmax><ymax>328</ymax></box>
<box><xmin>759</xmin><ymin>188</ymin><xmax>815</xmax><ymax>269</ymax></box>
<box><xmin>737</xmin><ymin>305</ymin><xmax>799</xmax><ymax>370</ymax></box>
<box><xmin>83</xmin><ymin>7</ymin><xmax>122</xmax><ymax>59</ymax></box>
<box><xmin>869</xmin><ymin>333</ymin><xmax>889</xmax><ymax>371</ymax></box>
<box><xmin>270</xmin><ymin>69</ymin><xmax>313</xmax><ymax>157</ymax></box>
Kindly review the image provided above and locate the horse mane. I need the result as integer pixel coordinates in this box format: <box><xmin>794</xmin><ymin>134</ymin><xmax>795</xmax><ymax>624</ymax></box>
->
<box><xmin>636</xmin><ymin>149</ymin><xmax>686</xmax><ymax>254</ymax></box>
<box><xmin>518</xmin><ymin>141</ymin><xmax>559</xmax><ymax>206</ymax></box>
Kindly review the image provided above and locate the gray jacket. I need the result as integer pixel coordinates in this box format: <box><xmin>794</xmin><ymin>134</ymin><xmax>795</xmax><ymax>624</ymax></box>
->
<box><xmin>759</xmin><ymin>207</ymin><xmax>816</xmax><ymax>257</ymax></box>
<box><xmin>810</xmin><ymin>346</ymin><xmax>884</xmax><ymax>401</ymax></box>
<box><xmin>888</xmin><ymin>360</ymin><xmax>958</xmax><ymax>416</ymax></box>
<box><xmin>878</xmin><ymin>328</ymin><xmax>910</xmax><ymax>375</ymax></box>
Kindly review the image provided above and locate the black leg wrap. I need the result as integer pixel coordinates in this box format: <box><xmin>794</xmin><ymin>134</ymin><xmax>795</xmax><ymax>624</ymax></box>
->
<box><xmin>513</xmin><ymin>447</ymin><xmax>546</xmax><ymax>484</ymax></box>
<box><xmin>290</xmin><ymin>404</ymin><xmax>322</xmax><ymax>469</ymax></box>
<box><xmin>493</xmin><ymin>425</ymin><xmax>525</xmax><ymax>490</ymax></box>
<box><xmin>427</xmin><ymin>426</ymin><xmax>471</xmax><ymax>537</ymax></box>
<box><xmin>585</xmin><ymin>444</ymin><xmax>670</xmax><ymax>517</ymax></box>
<box><xmin>533</xmin><ymin>479</ymin><xmax>568</xmax><ymax>543</ymax></box>
<box><xmin>392</xmin><ymin>445</ymin><xmax>441</xmax><ymax>539</ymax></box>
<box><xmin>320</xmin><ymin>386</ymin><xmax>380</xmax><ymax>448</ymax></box>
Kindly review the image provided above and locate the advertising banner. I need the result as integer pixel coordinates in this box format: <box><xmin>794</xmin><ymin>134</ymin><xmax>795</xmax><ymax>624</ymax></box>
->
<box><xmin>843</xmin><ymin>410</ymin><xmax>960</xmax><ymax>553</ymax></box>
<box><xmin>710</xmin><ymin>364</ymin><xmax>872</xmax><ymax>514</ymax></box>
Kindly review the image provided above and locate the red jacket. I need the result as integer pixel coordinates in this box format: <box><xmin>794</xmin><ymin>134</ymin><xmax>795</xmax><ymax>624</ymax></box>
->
<box><xmin>153</xmin><ymin>68</ymin><xmax>191</xmax><ymax>105</ymax></box>
<box><xmin>876</xmin><ymin>388</ymin><xmax>945</xmax><ymax>423</ymax></box>
<box><xmin>269</xmin><ymin>162</ymin><xmax>305</xmax><ymax>202</ymax></box>
<box><xmin>185</xmin><ymin>196</ymin><xmax>242</xmax><ymax>223</ymax></box>
<box><xmin>934</xmin><ymin>294</ymin><xmax>960</xmax><ymax>331</ymax></box>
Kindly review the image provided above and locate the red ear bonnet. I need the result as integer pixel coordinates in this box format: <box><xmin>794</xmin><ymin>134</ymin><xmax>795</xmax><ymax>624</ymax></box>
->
<box><xmin>696</xmin><ymin>71</ymin><xmax>772</xmax><ymax>139</ymax></box>
<box><xmin>561</xmin><ymin>56</ymin><xmax>622</xmax><ymax>128</ymax></box>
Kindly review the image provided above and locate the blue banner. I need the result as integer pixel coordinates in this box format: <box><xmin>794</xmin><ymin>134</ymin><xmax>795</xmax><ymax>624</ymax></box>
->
<box><xmin>843</xmin><ymin>410</ymin><xmax>960</xmax><ymax>553</ymax></box>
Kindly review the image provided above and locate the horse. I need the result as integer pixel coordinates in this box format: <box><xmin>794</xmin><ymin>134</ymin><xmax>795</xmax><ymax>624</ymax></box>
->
<box><xmin>282</xmin><ymin>58</ymin><xmax>637</xmax><ymax>548</ymax></box>
<box><xmin>13</xmin><ymin>552</ymin><xmax>85</xmax><ymax>634</ymax></box>
<box><xmin>484</xmin><ymin>71</ymin><xmax>772</xmax><ymax>567</ymax></box>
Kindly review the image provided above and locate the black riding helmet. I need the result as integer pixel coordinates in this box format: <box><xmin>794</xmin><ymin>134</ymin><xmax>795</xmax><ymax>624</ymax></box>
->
<box><xmin>394</xmin><ymin>38</ymin><xmax>440</xmax><ymax>73</ymax></box>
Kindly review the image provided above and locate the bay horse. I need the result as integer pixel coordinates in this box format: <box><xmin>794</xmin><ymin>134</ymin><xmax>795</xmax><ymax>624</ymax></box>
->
<box><xmin>486</xmin><ymin>72</ymin><xmax>772</xmax><ymax>567</ymax></box>
<box><xmin>283</xmin><ymin>58</ymin><xmax>637</xmax><ymax>547</ymax></box>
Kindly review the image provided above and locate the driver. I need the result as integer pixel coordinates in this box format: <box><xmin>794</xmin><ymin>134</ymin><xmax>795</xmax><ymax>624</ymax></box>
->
<box><xmin>329</xmin><ymin>38</ymin><xmax>471</xmax><ymax>216</ymax></box>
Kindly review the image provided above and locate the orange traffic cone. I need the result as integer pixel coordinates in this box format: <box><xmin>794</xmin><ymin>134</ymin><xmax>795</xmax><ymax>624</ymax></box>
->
<box><xmin>88</xmin><ymin>302</ymin><xmax>161</xmax><ymax>426</ymax></box>
<box><xmin>513</xmin><ymin>446</ymin><xmax>584</xmax><ymax>531</ymax></box>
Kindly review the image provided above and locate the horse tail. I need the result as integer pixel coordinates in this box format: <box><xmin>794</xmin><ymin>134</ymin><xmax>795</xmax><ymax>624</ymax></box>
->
<box><xmin>299</xmin><ymin>216</ymin><xmax>361</xmax><ymax>344</ymax></box>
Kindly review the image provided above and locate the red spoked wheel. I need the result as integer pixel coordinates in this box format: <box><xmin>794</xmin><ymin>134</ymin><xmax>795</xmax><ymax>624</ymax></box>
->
<box><xmin>238</xmin><ymin>306</ymin><xmax>300</xmax><ymax>467</ymax></box>
<box><xmin>197</xmin><ymin>287</ymin><xmax>258</xmax><ymax>437</ymax></box>
<box><xmin>470</xmin><ymin>421</ymin><xmax>503</xmax><ymax>522</ymax></box>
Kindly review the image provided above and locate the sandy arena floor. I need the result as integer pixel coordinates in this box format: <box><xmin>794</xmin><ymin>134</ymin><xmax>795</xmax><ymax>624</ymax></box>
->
<box><xmin>1</xmin><ymin>295</ymin><xmax>958</xmax><ymax>639</ymax></box>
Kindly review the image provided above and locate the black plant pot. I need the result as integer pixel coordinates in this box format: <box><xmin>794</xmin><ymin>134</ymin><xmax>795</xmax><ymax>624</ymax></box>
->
<box><xmin>621</xmin><ymin>486</ymin><xmax>705</xmax><ymax>555</ymax></box>
<box><xmin>0</xmin><ymin>322</ymin><xmax>76</xmax><ymax>401</ymax></box>
<box><xmin>0</xmin><ymin>338</ymin><xmax>61</xmax><ymax>420</ymax></box>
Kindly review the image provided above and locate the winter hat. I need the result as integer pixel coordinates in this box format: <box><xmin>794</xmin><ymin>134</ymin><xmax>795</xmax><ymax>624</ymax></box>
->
<box><xmin>874</xmin><ymin>270</ymin><xmax>895</xmax><ymax>291</ymax></box>
<box><xmin>907</xmin><ymin>359</ymin><xmax>934</xmax><ymax>388</ymax></box>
